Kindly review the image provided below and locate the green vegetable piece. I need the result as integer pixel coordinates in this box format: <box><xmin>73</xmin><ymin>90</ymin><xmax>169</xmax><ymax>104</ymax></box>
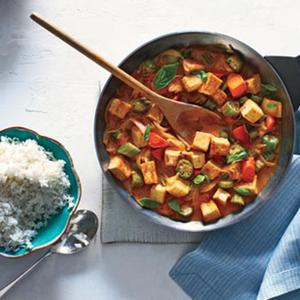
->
<box><xmin>231</xmin><ymin>194</ymin><xmax>245</xmax><ymax>206</ymax></box>
<box><xmin>160</xmin><ymin>49</ymin><xmax>182</xmax><ymax>64</ymax></box>
<box><xmin>176</xmin><ymin>159</ymin><xmax>194</xmax><ymax>179</ymax></box>
<box><xmin>141</xmin><ymin>59</ymin><xmax>157</xmax><ymax>76</ymax></box>
<box><xmin>132</xmin><ymin>97</ymin><xmax>151</xmax><ymax>113</ymax></box>
<box><xmin>227</xmin><ymin>149</ymin><xmax>248</xmax><ymax>164</ymax></box>
<box><xmin>261</xmin><ymin>83</ymin><xmax>277</xmax><ymax>96</ymax></box>
<box><xmin>263</xmin><ymin>151</ymin><xmax>275</xmax><ymax>161</ymax></box>
<box><xmin>203</xmin><ymin>99</ymin><xmax>217</xmax><ymax>110</ymax></box>
<box><xmin>234</xmin><ymin>188</ymin><xmax>252</xmax><ymax>196</ymax></box>
<box><xmin>168</xmin><ymin>200</ymin><xmax>193</xmax><ymax>217</ymax></box>
<box><xmin>262</xmin><ymin>134</ymin><xmax>279</xmax><ymax>152</ymax></box>
<box><xmin>144</xmin><ymin>124</ymin><xmax>151</xmax><ymax>141</ymax></box>
<box><xmin>192</xmin><ymin>70</ymin><xmax>208</xmax><ymax>82</ymax></box>
<box><xmin>179</xmin><ymin>205</ymin><xmax>193</xmax><ymax>217</ymax></box>
<box><xmin>218</xmin><ymin>180</ymin><xmax>234</xmax><ymax>189</ymax></box>
<box><xmin>111</xmin><ymin>130</ymin><xmax>121</xmax><ymax>140</ymax></box>
<box><xmin>239</xmin><ymin>96</ymin><xmax>248</xmax><ymax>105</ymax></box>
<box><xmin>154</xmin><ymin>63</ymin><xmax>179</xmax><ymax>90</ymax></box>
<box><xmin>168</xmin><ymin>199</ymin><xmax>181</xmax><ymax>213</ymax></box>
<box><xmin>117</xmin><ymin>142</ymin><xmax>141</xmax><ymax>158</ymax></box>
<box><xmin>221</xmin><ymin>101</ymin><xmax>240</xmax><ymax>118</ymax></box>
<box><xmin>227</xmin><ymin>55</ymin><xmax>243</xmax><ymax>72</ymax></box>
<box><xmin>139</xmin><ymin>198</ymin><xmax>160</xmax><ymax>209</ymax></box>
<box><xmin>251</xmin><ymin>95</ymin><xmax>263</xmax><ymax>104</ymax></box>
<box><xmin>131</xmin><ymin>171</ymin><xmax>144</xmax><ymax>188</ymax></box>
<box><xmin>218</xmin><ymin>130</ymin><xmax>229</xmax><ymax>138</ymax></box>
<box><xmin>248</xmin><ymin>127</ymin><xmax>259</xmax><ymax>140</ymax></box>
<box><xmin>193</xmin><ymin>174</ymin><xmax>209</xmax><ymax>185</ymax></box>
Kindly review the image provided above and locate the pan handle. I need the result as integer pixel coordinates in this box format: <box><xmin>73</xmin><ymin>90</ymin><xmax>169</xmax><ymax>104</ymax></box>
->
<box><xmin>265</xmin><ymin>56</ymin><xmax>300</xmax><ymax>112</ymax></box>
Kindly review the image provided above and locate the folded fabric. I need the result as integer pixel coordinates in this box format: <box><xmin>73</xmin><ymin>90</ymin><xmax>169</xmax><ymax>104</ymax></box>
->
<box><xmin>170</xmin><ymin>155</ymin><xmax>300</xmax><ymax>300</ymax></box>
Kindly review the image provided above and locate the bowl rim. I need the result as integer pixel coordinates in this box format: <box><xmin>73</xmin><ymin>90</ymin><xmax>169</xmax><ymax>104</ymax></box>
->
<box><xmin>94</xmin><ymin>31</ymin><xmax>295</xmax><ymax>232</ymax></box>
<box><xmin>0</xmin><ymin>126</ymin><xmax>82</xmax><ymax>259</ymax></box>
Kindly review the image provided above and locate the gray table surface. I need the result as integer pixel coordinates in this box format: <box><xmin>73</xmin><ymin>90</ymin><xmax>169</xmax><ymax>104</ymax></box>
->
<box><xmin>1</xmin><ymin>0</ymin><xmax>300</xmax><ymax>299</ymax></box>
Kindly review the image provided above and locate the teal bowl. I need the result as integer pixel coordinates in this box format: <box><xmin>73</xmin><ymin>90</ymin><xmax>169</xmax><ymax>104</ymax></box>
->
<box><xmin>0</xmin><ymin>127</ymin><xmax>81</xmax><ymax>259</ymax></box>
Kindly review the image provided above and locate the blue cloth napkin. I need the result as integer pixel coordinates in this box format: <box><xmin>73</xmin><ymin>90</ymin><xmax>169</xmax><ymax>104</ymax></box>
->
<box><xmin>170</xmin><ymin>155</ymin><xmax>300</xmax><ymax>300</ymax></box>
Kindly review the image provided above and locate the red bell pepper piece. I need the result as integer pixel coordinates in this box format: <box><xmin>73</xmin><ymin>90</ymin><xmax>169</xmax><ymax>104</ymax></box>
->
<box><xmin>232</xmin><ymin>125</ymin><xmax>250</xmax><ymax>144</ymax></box>
<box><xmin>148</xmin><ymin>132</ymin><xmax>169</xmax><ymax>148</ymax></box>
<box><xmin>227</xmin><ymin>73</ymin><xmax>247</xmax><ymax>98</ymax></box>
<box><xmin>242</xmin><ymin>157</ymin><xmax>256</xmax><ymax>182</ymax></box>
<box><xmin>265</xmin><ymin>115</ymin><xmax>275</xmax><ymax>132</ymax></box>
<box><xmin>223</xmin><ymin>116</ymin><xmax>236</xmax><ymax>125</ymax></box>
<box><xmin>151</xmin><ymin>148</ymin><xmax>165</xmax><ymax>160</ymax></box>
<box><xmin>212</xmin><ymin>70</ymin><xmax>226</xmax><ymax>78</ymax></box>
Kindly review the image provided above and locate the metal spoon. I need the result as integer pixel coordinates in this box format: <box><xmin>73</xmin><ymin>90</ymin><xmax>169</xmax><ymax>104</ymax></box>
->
<box><xmin>30</xmin><ymin>13</ymin><xmax>225</xmax><ymax>143</ymax></box>
<box><xmin>0</xmin><ymin>209</ymin><xmax>98</xmax><ymax>298</ymax></box>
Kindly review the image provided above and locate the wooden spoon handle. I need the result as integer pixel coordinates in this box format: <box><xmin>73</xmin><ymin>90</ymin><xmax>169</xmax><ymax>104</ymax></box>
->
<box><xmin>30</xmin><ymin>13</ymin><xmax>158</xmax><ymax>102</ymax></box>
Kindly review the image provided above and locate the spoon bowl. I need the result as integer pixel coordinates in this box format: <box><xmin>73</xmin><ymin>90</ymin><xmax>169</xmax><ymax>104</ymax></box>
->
<box><xmin>52</xmin><ymin>209</ymin><xmax>99</xmax><ymax>255</ymax></box>
<box><xmin>0</xmin><ymin>209</ymin><xmax>99</xmax><ymax>298</ymax></box>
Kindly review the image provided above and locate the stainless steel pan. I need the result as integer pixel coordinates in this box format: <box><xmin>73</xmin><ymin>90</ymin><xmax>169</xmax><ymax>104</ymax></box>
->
<box><xmin>94</xmin><ymin>32</ymin><xmax>295</xmax><ymax>232</ymax></box>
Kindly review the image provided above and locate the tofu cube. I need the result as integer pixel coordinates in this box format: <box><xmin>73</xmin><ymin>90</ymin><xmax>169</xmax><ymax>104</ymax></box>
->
<box><xmin>209</xmin><ymin>137</ymin><xmax>230</xmax><ymax>157</ymax></box>
<box><xmin>140</xmin><ymin>161</ymin><xmax>158</xmax><ymax>184</ymax></box>
<box><xmin>166</xmin><ymin>178</ymin><xmax>191</xmax><ymax>197</ymax></box>
<box><xmin>108</xmin><ymin>155</ymin><xmax>131</xmax><ymax>181</ymax></box>
<box><xmin>182</xmin><ymin>58</ymin><xmax>204</xmax><ymax>74</ymax></box>
<box><xmin>150</xmin><ymin>184</ymin><xmax>167</xmax><ymax>203</ymax></box>
<box><xmin>261</xmin><ymin>98</ymin><xmax>282</xmax><ymax>118</ymax></box>
<box><xmin>146</xmin><ymin>104</ymin><xmax>164</xmax><ymax>123</ymax></box>
<box><xmin>191</xmin><ymin>151</ymin><xmax>206</xmax><ymax>169</ymax></box>
<box><xmin>212</xmin><ymin>89</ymin><xmax>228</xmax><ymax>106</ymax></box>
<box><xmin>240</xmin><ymin>99</ymin><xmax>264</xmax><ymax>123</ymax></box>
<box><xmin>192</xmin><ymin>132</ymin><xmax>212</xmax><ymax>152</ymax></box>
<box><xmin>200</xmin><ymin>201</ymin><xmax>221</xmax><ymax>222</ymax></box>
<box><xmin>168</xmin><ymin>77</ymin><xmax>183</xmax><ymax>93</ymax></box>
<box><xmin>246</xmin><ymin>74</ymin><xmax>261</xmax><ymax>94</ymax></box>
<box><xmin>199</xmin><ymin>72</ymin><xmax>223</xmax><ymax>95</ymax></box>
<box><xmin>223</xmin><ymin>163</ymin><xmax>241</xmax><ymax>181</ymax></box>
<box><xmin>132</xmin><ymin>126</ymin><xmax>147</xmax><ymax>148</ymax></box>
<box><xmin>108</xmin><ymin>98</ymin><xmax>132</xmax><ymax>119</ymax></box>
<box><xmin>201</xmin><ymin>160</ymin><xmax>221</xmax><ymax>180</ymax></box>
<box><xmin>164</xmin><ymin>148</ymin><xmax>181</xmax><ymax>166</ymax></box>
<box><xmin>235</xmin><ymin>176</ymin><xmax>258</xmax><ymax>195</ymax></box>
<box><xmin>213</xmin><ymin>188</ymin><xmax>231</xmax><ymax>206</ymax></box>
<box><xmin>181</xmin><ymin>75</ymin><xmax>202</xmax><ymax>92</ymax></box>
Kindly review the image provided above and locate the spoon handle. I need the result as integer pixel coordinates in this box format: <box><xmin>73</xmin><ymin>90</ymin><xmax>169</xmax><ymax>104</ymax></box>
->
<box><xmin>30</xmin><ymin>13</ymin><xmax>159</xmax><ymax>104</ymax></box>
<box><xmin>0</xmin><ymin>250</ymin><xmax>52</xmax><ymax>298</ymax></box>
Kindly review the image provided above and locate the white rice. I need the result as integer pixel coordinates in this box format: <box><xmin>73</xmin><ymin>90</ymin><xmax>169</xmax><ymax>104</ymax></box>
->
<box><xmin>0</xmin><ymin>137</ymin><xmax>73</xmax><ymax>252</ymax></box>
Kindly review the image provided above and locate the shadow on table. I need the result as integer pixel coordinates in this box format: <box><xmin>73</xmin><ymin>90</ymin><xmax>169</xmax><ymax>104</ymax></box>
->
<box><xmin>0</xmin><ymin>0</ymin><xmax>27</xmax><ymax>74</ymax></box>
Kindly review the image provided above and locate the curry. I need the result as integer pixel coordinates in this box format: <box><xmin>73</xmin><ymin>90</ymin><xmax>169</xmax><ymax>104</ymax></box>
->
<box><xmin>103</xmin><ymin>46</ymin><xmax>281</xmax><ymax>223</ymax></box>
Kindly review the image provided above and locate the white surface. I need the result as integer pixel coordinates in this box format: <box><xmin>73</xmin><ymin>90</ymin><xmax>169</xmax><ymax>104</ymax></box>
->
<box><xmin>0</xmin><ymin>0</ymin><xmax>300</xmax><ymax>299</ymax></box>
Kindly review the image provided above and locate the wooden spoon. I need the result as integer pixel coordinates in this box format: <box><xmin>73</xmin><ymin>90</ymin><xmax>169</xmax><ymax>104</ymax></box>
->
<box><xmin>30</xmin><ymin>13</ymin><xmax>224</xmax><ymax>143</ymax></box>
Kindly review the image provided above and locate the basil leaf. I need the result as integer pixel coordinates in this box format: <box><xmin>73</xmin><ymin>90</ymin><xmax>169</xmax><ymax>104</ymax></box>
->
<box><xmin>193</xmin><ymin>174</ymin><xmax>209</xmax><ymax>185</ymax></box>
<box><xmin>139</xmin><ymin>198</ymin><xmax>160</xmax><ymax>209</ymax></box>
<box><xmin>234</xmin><ymin>188</ymin><xmax>252</xmax><ymax>196</ymax></box>
<box><xmin>261</xmin><ymin>83</ymin><xmax>277</xmax><ymax>96</ymax></box>
<box><xmin>111</xmin><ymin>130</ymin><xmax>121</xmax><ymax>140</ymax></box>
<box><xmin>154</xmin><ymin>63</ymin><xmax>179</xmax><ymax>90</ymax></box>
<box><xmin>168</xmin><ymin>199</ymin><xmax>181</xmax><ymax>213</ymax></box>
<box><xmin>192</xmin><ymin>70</ymin><xmax>208</xmax><ymax>82</ymax></box>
<box><xmin>227</xmin><ymin>149</ymin><xmax>248</xmax><ymax>164</ymax></box>
<box><xmin>144</xmin><ymin>124</ymin><xmax>151</xmax><ymax>141</ymax></box>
